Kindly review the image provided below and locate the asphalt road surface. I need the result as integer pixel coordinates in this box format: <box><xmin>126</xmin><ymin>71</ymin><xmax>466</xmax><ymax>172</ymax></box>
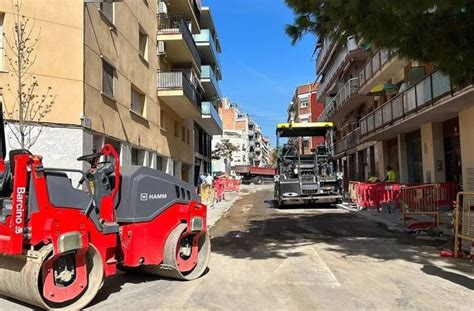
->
<box><xmin>1</xmin><ymin>186</ymin><xmax>473</xmax><ymax>310</ymax></box>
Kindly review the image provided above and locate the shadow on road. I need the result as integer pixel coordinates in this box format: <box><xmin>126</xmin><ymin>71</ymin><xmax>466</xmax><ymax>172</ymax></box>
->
<box><xmin>210</xmin><ymin>211</ymin><xmax>473</xmax><ymax>281</ymax></box>
<box><xmin>421</xmin><ymin>264</ymin><xmax>474</xmax><ymax>290</ymax></box>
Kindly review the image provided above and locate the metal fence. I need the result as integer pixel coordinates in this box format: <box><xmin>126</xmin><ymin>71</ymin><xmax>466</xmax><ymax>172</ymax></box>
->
<box><xmin>454</xmin><ymin>192</ymin><xmax>474</xmax><ymax>256</ymax></box>
<box><xmin>360</xmin><ymin>71</ymin><xmax>452</xmax><ymax>137</ymax></box>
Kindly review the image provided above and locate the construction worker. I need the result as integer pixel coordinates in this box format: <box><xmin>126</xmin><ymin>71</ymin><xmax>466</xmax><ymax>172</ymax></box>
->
<box><xmin>384</xmin><ymin>166</ymin><xmax>397</xmax><ymax>183</ymax></box>
<box><xmin>367</xmin><ymin>173</ymin><xmax>380</xmax><ymax>183</ymax></box>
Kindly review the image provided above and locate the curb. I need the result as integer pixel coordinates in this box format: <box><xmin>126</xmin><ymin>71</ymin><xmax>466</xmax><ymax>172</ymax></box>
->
<box><xmin>337</xmin><ymin>203</ymin><xmax>409</xmax><ymax>233</ymax></box>
<box><xmin>207</xmin><ymin>191</ymin><xmax>243</xmax><ymax>229</ymax></box>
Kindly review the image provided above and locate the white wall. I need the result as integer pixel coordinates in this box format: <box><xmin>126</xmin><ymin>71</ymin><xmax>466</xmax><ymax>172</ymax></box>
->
<box><xmin>5</xmin><ymin>123</ymin><xmax>86</xmax><ymax>184</ymax></box>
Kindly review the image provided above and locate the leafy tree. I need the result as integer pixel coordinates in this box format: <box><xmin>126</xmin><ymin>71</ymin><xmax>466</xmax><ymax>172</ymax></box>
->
<box><xmin>3</xmin><ymin>0</ymin><xmax>56</xmax><ymax>149</ymax></box>
<box><xmin>285</xmin><ymin>0</ymin><xmax>474</xmax><ymax>83</ymax></box>
<box><xmin>270</xmin><ymin>147</ymin><xmax>280</xmax><ymax>166</ymax></box>
<box><xmin>212</xmin><ymin>139</ymin><xmax>239</xmax><ymax>175</ymax></box>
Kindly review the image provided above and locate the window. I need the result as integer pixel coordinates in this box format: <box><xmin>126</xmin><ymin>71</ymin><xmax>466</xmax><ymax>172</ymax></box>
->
<box><xmin>160</xmin><ymin>109</ymin><xmax>165</xmax><ymax>129</ymax></box>
<box><xmin>131</xmin><ymin>86</ymin><xmax>145</xmax><ymax>116</ymax></box>
<box><xmin>156</xmin><ymin>155</ymin><xmax>163</xmax><ymax>171</ymax></box>
<box><xmin>131</xmin><ymin>148</ymin><xmax>144</xmax><ymax>166</ymax></box>
<box><xmin>131</xmin><ymin>148</ymin><xmax>139</xmax><ymax>165</ymax></box>
<box><xmin>300</xmin><ymin>96</ymin><xmax>309</xmax><ymax>108</ymax></box>
<box><xmin>138</xmin><ymin>25</ymin><xmax>148</xmax><ymax>61</ymax></box>
<box><xmin>174</xmin><ymin>120</ymin><xmax>179</xmax><ymax>137</ymax></box>
<box><xmin>102</xmin><ymin>60</ymin><xmax>115</xmax><ymax>98</ymax></box>
<box><xmin>100</xmin><ymin>2</ymin><xmax>114</xmax><ymax>24</ymax></box>
<box><xmin>182</xmin><ymin>126</ymin><xmax>186</xmax><ymax>141</ymax></box>
<box><xmin>0</xmin><ymin>13</ymin><xmax>4</xmax><ymax>70</ymax></box>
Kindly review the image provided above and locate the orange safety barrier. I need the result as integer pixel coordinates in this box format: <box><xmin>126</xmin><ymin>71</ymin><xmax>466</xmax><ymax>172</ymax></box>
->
<box><xmin>213</xmin><ymin>179</ymin><xmax>225</xmax><ymax>202</ymax></box>
<box><xmin>348</xmin><ymin>181</ymin><xmax>360</xmax><ymax>203</ymax></box>
<box><xmin>437</xmin><ymin>182</ymin><xmax>458</xmax><ymax>208</ymax></box>
<box><xmin>223</xmin><ymin>178</ymin><xmax>240</xmax><ymax>192</ymax></box>
<box><xmin>454</xmin><ymin>192</ymin><xmax>474</xmax><ymax>258</ymax></box>
<box><xmin>400</xmin><ymin>184</ymin><xmax>440</xmax><ymax>227</ymax></box>
<box><xmin>349</xmin><ymin>182</ymin><xmax>404</xmax><ymax>211</ymax></box>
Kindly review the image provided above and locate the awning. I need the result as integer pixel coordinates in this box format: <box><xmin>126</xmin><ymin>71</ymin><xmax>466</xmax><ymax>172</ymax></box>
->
<box><xmin>369</xmin><ymin>83</ymin><xmax>399</xmax><ymax>96</ymax></box>
<box><xmin>276</xmin><ymin>122</ymin><xmax>334</xmax><ymax>137</ymax></box>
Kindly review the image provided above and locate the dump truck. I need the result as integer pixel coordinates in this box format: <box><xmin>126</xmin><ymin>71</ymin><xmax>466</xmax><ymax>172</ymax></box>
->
<box><xmin>274</xmin><ymin>122</ymin><xmax>343</xmax><ymax>206</ymax></box>
<box><xmin>234</xmin><ymin>165</ymin><xmax>277</xmax><ymax>185</ymax></box>
<box><xmin>0</xmin><ymin>105</ymin><xmax>210</xmax><ymax>309</ymax></box>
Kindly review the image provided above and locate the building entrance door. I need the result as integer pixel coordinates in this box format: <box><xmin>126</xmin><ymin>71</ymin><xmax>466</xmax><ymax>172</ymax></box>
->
<box><xmin>406</xmin><ymin>130</ymin><xmax>423</xmax><ymax>183</ymax></box>
<box><xmin>443</xmin><ymin>118</ymin><xmax>462</xmax><ymax>187</ymax></box>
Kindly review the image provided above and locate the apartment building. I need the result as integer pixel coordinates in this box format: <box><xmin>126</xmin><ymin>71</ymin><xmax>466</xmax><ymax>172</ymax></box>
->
<box><xmin>255</xmin><ymin>133</ymin><xmax>272</xmax><ymax>166</ymax></box>
<box><xmin>316</xmin><ymin>36</ymin><xmax>474</xmax><ymax>191</ymax></box>
<box><xmin>213</xmin><ymin>97</ymin><xmax>271</xmax><ymax>171</ymax></box>
<box><xmin>0</xmin><ymin>0</ymin><xmax>222</xmax><ymax>184</ymax></box>
<box><xmin>191</xmin><ymin>5</ymin><xmax>223</xmax><ymax>183</ymax></box>
<box><xmin>287</xmin><ymin>83</ymin><xmax>325</xmax><ymax>154</ymax></box>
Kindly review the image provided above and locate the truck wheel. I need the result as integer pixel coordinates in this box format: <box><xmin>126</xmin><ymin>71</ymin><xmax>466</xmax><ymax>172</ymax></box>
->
<box><xmin>256</xmin><ymin>176</ymin><xmax>263</xmax><ymax>185</ymax></box>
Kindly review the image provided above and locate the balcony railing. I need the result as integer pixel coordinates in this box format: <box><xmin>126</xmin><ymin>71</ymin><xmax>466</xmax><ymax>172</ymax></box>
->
<box><xmin>358</xmin><ymin>49</ymin><xmax>392</xmax><ymax>89</ymax></box>
<box><xmin>335</xmin><ymin>128</ymin><xmax>360</xmax><ymax>154</ymax></box>
<box><xmin>157</xmin><ymin>71</ymin><xmax>201</xmax><ymax>107</ymax></box>
<box><xmin>201</xmin><ymin>101</ymin><xmax>223</xmax><ymax>129</ymax></box>
<box><xmin>360</xmin><ymin>71</ymin><xmax>452</xmax><ymax>137</ymax></box>
<box><xmin>190</xmin><ymin>0</ymin><xmax>201</xmax><ymax>21</ymax></box>
<box><xmin>201</xmin><ymin>65</ymin><xmax>222</xmax><ymax>98</ymax></box>
<box><xmin>319</xmin><ymin>37</ymin><xmax>358</xmax><ymax>95</ymax></box>
<box><xmin>193</xmin><ymin>29</ymin><xmax>222</xmax><ymax>72</ymax></box>
<box><xmin>157</xmin><ymin>14</ymin><xmax>201</xmax><ymax>66</ymax></box>
<box><xmin>319</xmin><ymin>78</ymin><xmax>359</xmax><ymax>121</ymax></box>
<box><xmin>316</xmin><ymin>36</ymin><xmax>336</xmax><ymax>74</ymax></box>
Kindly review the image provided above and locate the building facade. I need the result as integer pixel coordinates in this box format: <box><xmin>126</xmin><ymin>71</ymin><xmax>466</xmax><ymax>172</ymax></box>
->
<box><xmin>0</xmin><ymin>0</ymin><xmax>223</xmax><ymax>185</ymax></box>
<box><xmin>213</xmin><ymin>97</ymin><xmax>272</xmax><ymax>172</ymax></box>
<box><xmin>316</xmin><ymin>36</ymin><xmax>474</xmax><ymax>191</ymax></box>
<box><xmin>287</xmin><ymin>83</ymin><xmax>325</xmax><ymax>154</ymax></box>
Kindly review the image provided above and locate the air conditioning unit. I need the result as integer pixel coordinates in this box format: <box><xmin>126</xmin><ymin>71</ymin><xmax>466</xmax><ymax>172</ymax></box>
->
<box><xmin>157</xmin><ymin>41</ymin><xmax>166</xmax><ymax>56</ymax></box>
<box><xmin>158</xmin><ymin>2</ymin><xmax>168</xmax><ymax>14</ymax></box>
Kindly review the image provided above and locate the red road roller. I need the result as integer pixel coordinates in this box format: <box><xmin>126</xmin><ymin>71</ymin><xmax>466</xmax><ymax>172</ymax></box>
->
<box><xmin>0</xmin><ymin>120</ymin><xmax>210</xmax><ymax>308</ymax></box>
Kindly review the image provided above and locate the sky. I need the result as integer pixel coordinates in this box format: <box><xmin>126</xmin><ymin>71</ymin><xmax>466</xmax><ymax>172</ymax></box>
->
<box><xmin>205</xmin><ymin>0</ymin><xmax>317</xmax><ymax>146</ymax></box>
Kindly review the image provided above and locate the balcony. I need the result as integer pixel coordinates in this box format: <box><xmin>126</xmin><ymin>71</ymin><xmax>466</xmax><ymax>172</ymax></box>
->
<box><xmin>164</xmin><ymin>0</ymin><xmax>201</xmax><ymax>32</ymax></box>
<box><xmin>319</xmin><ymin>78</ymin><xmax>362</xmax><ymax>122</ymax></box>
<box><xmin>193</xmin><ymin>29</ymin><xmax>222</xmax><ymax>77</ymax></box>
<box><xmin>335</xmin><ymin>128</ymin><xmax>360</xmax><ymax>155</ymax></box>
<box><xmin>359</xmin><ymin>71</ymin><xmax>474</xmax><ymax>141</ymax></box>
<box><xmin>157</xmin><ymin>15</ymin><xmax>201</xmax><ymax>70</ymax></box>
<box><xmin>157</xmin><ymin>71</ymin><xmax>201</xmax><ymax>118</ymax></box>
<box><xmin>319</xmin><ymin>37</ymin><xmax>365</xmax><ymax>99</ymax></box>
<box><xmin>196</xmin><ymin>101</ymin><xmax>223</xmax><ymax>135</ymax></box>
<box><xmin>316</xmin><ymin>36</ymin><xmax>337</xmax><ymax>75</ymax></box>
<box><xmin>358</xmin><ymin>49</ymin><xmax>408</xmax><ymax>94</ymax></box>
<box><xmin>200</xmin><ymin>65</ymin><xmax>222</xmax><ymax>100</ymax></box>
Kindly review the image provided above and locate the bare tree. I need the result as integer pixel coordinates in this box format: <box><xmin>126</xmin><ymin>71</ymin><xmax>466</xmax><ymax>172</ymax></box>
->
<box><xmin>212</xmin><ymin>139</ymin><xmax>239</xmax><ymax>175</ymax></box>
<box><xmin>2</xmin><ymin>0</ymin><xmax>55</xmax><ymax>149</ymax></box>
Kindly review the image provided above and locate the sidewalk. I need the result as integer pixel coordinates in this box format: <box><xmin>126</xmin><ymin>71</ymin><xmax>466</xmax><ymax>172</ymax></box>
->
<box><xmin>337</xmin><ymin>202</ymin><xmax>453</xmax><ymax>238</ymax></box>
<box><xmin>206</xmin><ymin>184</ymin><xmax>270</xmax><ymax>228</ymax></box>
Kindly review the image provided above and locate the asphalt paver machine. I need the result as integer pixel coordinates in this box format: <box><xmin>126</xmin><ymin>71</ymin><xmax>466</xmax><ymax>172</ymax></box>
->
<box><xmin>0</xmin><ymin>105</ymin><xmax>210</xmax><ymax>309</ymax></box>
<box><xmin>274</xmin><ymin>122</ymin><xmax>343</xmax><ymax>206</ymax></box>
